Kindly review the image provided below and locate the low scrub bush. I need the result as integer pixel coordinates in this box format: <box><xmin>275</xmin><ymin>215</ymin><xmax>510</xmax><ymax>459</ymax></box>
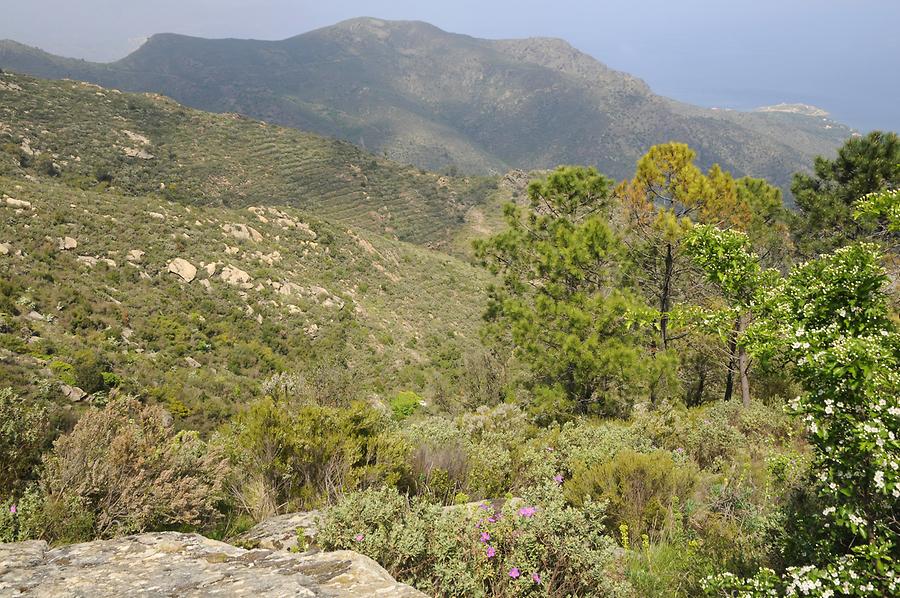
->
<box><xmin>318</xmin><ymin>483</ymin><xmax>632</xmax><ymax>597</ymax></box>
<box><xmin>0</xmin><ymin>387</ymin><xmax>51</xmax><ymax>491</ymax></box>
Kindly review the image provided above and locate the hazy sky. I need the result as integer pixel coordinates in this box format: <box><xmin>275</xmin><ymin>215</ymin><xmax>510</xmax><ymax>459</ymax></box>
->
<box><xmin>3</xmin><ymin>0</ymin><xmax>898</xmax><ymax>131</ymax></box>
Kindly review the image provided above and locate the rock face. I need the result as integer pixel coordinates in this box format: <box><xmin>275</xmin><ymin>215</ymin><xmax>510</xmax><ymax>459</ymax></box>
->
<box><xmin>3</xmin><ymin>197</ymin><xmax>32</xmax><ymax>209</ymax></box>
<box><xmin>168</xmin><ymin>258</ymin><xmax>197</xmax><ymax>283</ymax></box>
<box><xmin>0</xmin><ymin>532</ymin><xmax>425</xmax><ymax>597</ymax></box>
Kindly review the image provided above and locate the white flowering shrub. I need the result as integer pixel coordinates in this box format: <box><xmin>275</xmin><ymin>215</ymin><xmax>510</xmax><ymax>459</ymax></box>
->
<box><xmin>695</xmin><ymin>235</ymin><xmax>899</xmax><ymax>595</ymax></box>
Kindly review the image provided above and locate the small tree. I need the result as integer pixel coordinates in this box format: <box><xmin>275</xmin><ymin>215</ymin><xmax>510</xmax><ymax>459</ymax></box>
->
<box><xmin>476</xmin><ymin>166</ymin><xmax>658</xmax><ymax>419</ymax></box>
<box><xmin>792</xmin><ymin>131</ymin><xmax>899</xmax><ymax>255</ymax></box>
<box><xmin>683</xmin><ymin>225</ymin><xmax>771</xmax><ymax>406</ymax></box>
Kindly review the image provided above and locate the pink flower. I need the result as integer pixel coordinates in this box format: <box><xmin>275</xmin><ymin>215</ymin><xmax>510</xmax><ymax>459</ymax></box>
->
<box><xmin>486</xmin><ymin>546</ymin><xmax>496</xmax><ymax>558</ymax></box>
<box><xmin>487</xmin><ymin>515</ymin><xmax>497</xmax><ymax>523</ymax></box>
<box><xmin>354</xmin><ymin>534</ymin><xmax>364</xmax><ymax>542</ymax></box>
<box><xmin>479</xmin><ymin>502</ymin><xmax>491</xmax><ymax>511</ymax></box>
<box><xmin>9</xmin><ymin>504</ymin><xmax>16</xmax><ymax>514</ymax></box>
<box><xmin>509</xmin><ymin>567</ymin><xmax>520</xmax><ymax>579</ymax></box>
<box><xmin>553</xmin><ymin>474</ymin><xmax>564</xmax><ymax>485</ymax></box>
<box><xmin>518</xmin><ymin>506</ymin><xmax>537</xmax><ymax>518</ymax></box>
<box><xmin>532</xmin><ymin>573</ymin><xmax>542</xmax><ymax>584</ymax></box>
<box><xmin>545</xmin><ymin>446</ymin><xmax>554</xmax><ymax>453</ymax></box>
<box><xmin>480</xmin><ymin>531</ymin><xmax>490</xmax><ymax>543</ymax></box>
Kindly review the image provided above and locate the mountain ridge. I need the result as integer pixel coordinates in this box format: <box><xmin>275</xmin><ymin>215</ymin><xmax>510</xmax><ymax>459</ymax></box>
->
<box><xmin>0</xmin><ymin>17</ymin><xmax>853</xmax><ymax>195</ymax></box>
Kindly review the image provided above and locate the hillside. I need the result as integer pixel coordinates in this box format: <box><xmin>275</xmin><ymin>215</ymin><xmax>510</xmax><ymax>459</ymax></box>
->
<box><xmin>0</xmin><ymin>72</ymin><xmax>497</xmax><ymax>246</ymax></box>
<box><xmin>0</xmin><ymin>17</ymin><xmax>853</xmax><ymax>194</ymax></box>
<box><xmin>0</xmin><ymin>72</ymin><xmax>494</xmax><ymax>428</ymax></box>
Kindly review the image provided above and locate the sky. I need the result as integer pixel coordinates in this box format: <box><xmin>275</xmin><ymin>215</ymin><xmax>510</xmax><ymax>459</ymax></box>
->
<box><xmin>2</xmin><ymin>0</ymin><xmax>898</xmax><ymax>132</ymax></box>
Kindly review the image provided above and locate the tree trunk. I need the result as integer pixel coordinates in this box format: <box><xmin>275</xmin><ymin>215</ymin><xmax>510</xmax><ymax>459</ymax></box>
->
<box><xmin>723</xmin><ymin>317</ymin><xmax>739</xmax><ymax>402</ymax></box>
<box><xmin>737</xmin><ymin>313</ymin><xmax>751</xmax><ymax>407</ymax></box>
<box><xmin>660</xmin><ymin>242</ymin><xmax>674</xmax><ymax>349</ymax></box>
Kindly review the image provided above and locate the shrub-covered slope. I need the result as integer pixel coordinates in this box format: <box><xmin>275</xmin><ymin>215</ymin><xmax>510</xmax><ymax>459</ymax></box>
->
<box><xmin>0</xmin><ymin>173</ymin><xmax>491</xmax><ymax>427</ymax></box>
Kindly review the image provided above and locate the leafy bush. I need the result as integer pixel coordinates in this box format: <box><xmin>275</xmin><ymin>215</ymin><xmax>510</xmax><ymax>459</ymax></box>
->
<box><xmin>71</xmin><ymin>349</ymin><xmax>111</xmax><ymax>394</ymax></box>
<box><xmin>0</xmin><ymin>387</ymin><xmax>50</xmax><ymax>491</ymax></box>
<box><xmin>390</xmin><ymin>390</ymin><xmax>423</xmax><ymax>420</ymax></box>
<box><xmin>318</xmin><ymin>483</ymin><xmax>632</xmax><ymax>597</ymax></box>
<box><xmin>566</xmin><ymin>449</ymin><xmax>698</xmax><ymax>544</ymax></box>
<box><xmin>38</xmin><ymin>397</ymin><xmax>227</xmax><ymax>541</ymax></box>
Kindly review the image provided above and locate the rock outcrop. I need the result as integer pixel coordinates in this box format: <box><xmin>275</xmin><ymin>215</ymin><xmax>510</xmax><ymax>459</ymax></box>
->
<box><xmin>223</xmin><ymin>223</ymin><xmax>264</xmax><ymax>243</ymax></box>
<box><xmin>3</xmin><ymin>196</ymin><xmax>32</xmax><ymax>210</ymax></box>
<box><xmin>0</xmin><ymin>532</ymin><xmax>425</xmax><ymax>597</ymax></box>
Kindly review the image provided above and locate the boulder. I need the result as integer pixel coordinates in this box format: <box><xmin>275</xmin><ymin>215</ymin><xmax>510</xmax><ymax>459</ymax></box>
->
<box><xmin>223</xmin><ymin>223</ymin><xmax>264</xmax><ymax>243</ymax></box>
<box><xmin>126</xmin><ymin>249</ymin><xmax>145</xmax><ymax>263</ymax></box>
<box><xmin>0</xmin><ymin>243</ymin><xmax>9</xmax><ymax>255</ymax></box>
<box><xmin>60</xmin><ymin>384</ymin><xmax>87</xmax><ymax>402</ymax></box>
<box><xmin>58</xmin><ymin>236</ymin><xmax>77</xmax><ymax>251</ymax></box>
<box><xmin>3</xmin><ymin>197</ymin><xmax>31</xmax><ymax>209</ymax></box>
<box><xmin>76</xmin><ymin>256</ymin><xmax>98</xmax><ymax>267</ymax></box>
<box><xmin>123</xmin><ymin>147</ymin><xmax>154</xmax><ymax>160</ymax></box>
<box><xmin>220</xmin><ymin>264</ymin><xmax>252</xmax><ymax>287</ymax></box>
<box><xmin>0</xmin><ymin>532</ymin><xmax>425</xmax><ymax>597</ymax></box>
<box><xmin>167</xmin><ymin>258</ymin><xmax>197</xmax><ymax>283</ymax></box>
<box><xmin>184</xmin><ymin>356</ymin><xmax>201</xmax><ymax>369</ymax></box>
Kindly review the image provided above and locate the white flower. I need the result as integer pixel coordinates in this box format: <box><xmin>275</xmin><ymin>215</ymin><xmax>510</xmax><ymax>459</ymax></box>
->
<box><xmin>874</xmin><ymin>470</ymin><xmax>885</xmax><ymax>490</ymax></box>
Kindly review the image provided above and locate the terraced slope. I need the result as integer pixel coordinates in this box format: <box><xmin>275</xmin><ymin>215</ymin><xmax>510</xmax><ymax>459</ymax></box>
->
<box><xmin>0</xmin><ymin>18</ymin><xmax>853</xmax><ymax>195</ymax></box>
<box><xmin>0</xmin><ymin>72</ymin><xmax>497</xmax><ymax>246</ymax></box>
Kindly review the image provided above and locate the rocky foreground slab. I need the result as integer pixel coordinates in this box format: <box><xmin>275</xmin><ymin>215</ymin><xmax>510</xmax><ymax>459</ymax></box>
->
<box><xmin>0</xmin><ymin>531</ymin><xmax>424</xmax><ymax>597</ymax></box>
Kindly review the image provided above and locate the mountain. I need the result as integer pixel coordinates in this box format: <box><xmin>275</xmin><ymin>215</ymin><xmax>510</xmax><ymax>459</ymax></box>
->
<box><xmin>0</xmin><ymin>17</ymin><xmax>853</xmax><ymax>196</ymax></box>
<box><xmin>0</xmin><ymin>72</ymin><xmax>493</xmax><ymax>427</ymax></box>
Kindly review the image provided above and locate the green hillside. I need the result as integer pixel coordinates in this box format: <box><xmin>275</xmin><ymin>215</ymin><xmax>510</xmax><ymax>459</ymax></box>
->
<box><xmin>0</xmin><ymin>17</ymin><xmax>853</xmax><ymax>195</ymax></box>
<box><xmin>0</xmin><ymin>72</ymin><xmax>496</xmax><ymax>246</ymax></box>
<box><xmin>0</xmin><ymin>72</ymin><xmax>494</xmax><ymax>428</ymax></box>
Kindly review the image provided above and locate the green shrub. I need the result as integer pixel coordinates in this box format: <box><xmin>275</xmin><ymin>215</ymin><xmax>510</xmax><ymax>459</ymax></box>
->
<box><xmin>632</xmin><ymin>401</ymin><xmax>792</xmax><ymax>472</ymax></box>
<box><xmin>566</xmin><ymin>449</ymin><xmax>698</xmax><ymax>544</ymax></box>
<box><xmin>390</xmin><ymin>391</ymin><xmax>423</xmax><ymax>420</ymax></box>
<box><xmin>217</xmin><ymin>398</ymin><xmax>409</xmax><ymax>519</ymax></box>
<box><xmin>48</xmin><ymin>360</ymin><xmax>76</xmax><ymax>386</ymax></box>
<box><xmin>0</xmin><ymin>388</ymin><xmax>51</xmax><ymax>492</ymax></box>
<box><xmin>71</xmin><ymin>349</ymin><xmax>110</xmax><ymax>394</ymax></box>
